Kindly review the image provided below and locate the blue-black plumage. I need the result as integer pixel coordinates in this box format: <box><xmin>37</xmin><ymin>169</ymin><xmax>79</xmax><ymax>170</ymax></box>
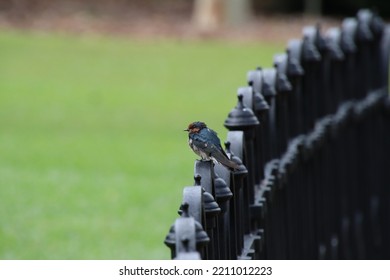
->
<box><xmin>184</xmin><ymin>121</ymin><xmax>239</xmax><ymax>170</ymax></box>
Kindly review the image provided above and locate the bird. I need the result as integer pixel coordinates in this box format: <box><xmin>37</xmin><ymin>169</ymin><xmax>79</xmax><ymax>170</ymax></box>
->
<box><xmin>184</xmin><ymin>121</ymin><xmax>239</xmax><ymax>170</ymax></box>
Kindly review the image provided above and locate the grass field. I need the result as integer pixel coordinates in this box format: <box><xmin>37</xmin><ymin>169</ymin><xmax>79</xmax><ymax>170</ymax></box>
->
<box><xmin>0</xmin><ymin>30</ymin><xmax>281</xmax><ymax>259</ymax></box>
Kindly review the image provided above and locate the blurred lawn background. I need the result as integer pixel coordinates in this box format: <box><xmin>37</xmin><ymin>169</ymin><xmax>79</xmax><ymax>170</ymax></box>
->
<box><xmin>0</xmin><ymin>29</ymin><xmax>281</xmax><ymax>259</ymax></box>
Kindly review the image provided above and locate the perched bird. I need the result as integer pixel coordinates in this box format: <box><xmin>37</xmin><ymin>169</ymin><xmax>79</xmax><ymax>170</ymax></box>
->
<box><xmin>184</xmin><ymin>121</ymin><xmax>239</xmax><ymax>170</ymax></box>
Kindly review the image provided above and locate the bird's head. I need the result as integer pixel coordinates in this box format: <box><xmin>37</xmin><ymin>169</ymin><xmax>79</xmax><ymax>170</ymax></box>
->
<box><xmin>184</xmin><ymin>121</ymin><xmax>207</xmax><ymax>134</ymax></box>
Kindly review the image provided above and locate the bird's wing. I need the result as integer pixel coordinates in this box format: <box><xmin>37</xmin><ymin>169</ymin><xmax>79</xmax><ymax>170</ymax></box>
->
<box><xmin>202</xmin><ymin>128</ymin><xmax>230</xmax><ymax>158</ymax></box>
<box><xmin>208</xmin><ymin>143</ymin><xmax>239</xmax><ymax>170</ymax></box>
<box><xmin>191</xmin><ymin>134</ymin><xmax>209</xmax><ymax>151</ymax></box>
<box><xmin>192</xmin><ymin>132</ymin><xmax>222</xmax><ymax>156</ymax></box>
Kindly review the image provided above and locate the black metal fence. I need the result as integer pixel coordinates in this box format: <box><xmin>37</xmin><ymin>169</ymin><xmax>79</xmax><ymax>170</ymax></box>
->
<box><xmin>164</xmin><ymin>9</ymin><xmax>390</xmax><ymax>260</ymax></box>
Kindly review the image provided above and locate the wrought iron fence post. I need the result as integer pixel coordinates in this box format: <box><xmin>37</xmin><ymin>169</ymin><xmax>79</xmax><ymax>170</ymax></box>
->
<box><xmin>364</xmin><ymin>10</ymin><xmax>385</xmax><ymax>88</ymax></box>
<box><xmin>274</xmin><ymin>53</ymin><xmax>292</xmax><ymax>156</ymax></box>
<box><xmin>379</xmin><ymin>24</ymin><xmax>390</xmax><ymax>87</ymax></box>
<box><xmin>213</xmin><ymin>169</ymin><xmax>233</xmax><ymax>259</ymax></box>
<box><xmin>302</xmin><ymin>26</ymin><xmax>322</xmax><ymax>128</ymax></box>
<box><xmin>225</xmin><ymin>93</ymin><xmax>259</xmax><ymax>235</ymax></box>
<box><xmin>324</xmin><ymin>27</ymin><xmax>345</xmax><ymax>114</ymax></box>
<box><xmin>239</xmin><ymin>86</ymin><xmax>266</xmax><ymax>185</ymax></box>
<box><xmin>261</xmin><ymin>68</ymin><xmax>279</xmax><ymax>159</ymax></box>
<box><xmin>194</xmin><ymin>161</ymin><xmax>221</xmax><ymax>259</ymax></box>
<box><xmin>225</xmin><ymin>139</ymin><xmax>248</xmax><ymax>258</ymax></box>
<box><xmin>286</xmin><ymin>40</ymin><xmax>305</xmax><ymax>138</ymax></box>
<box><xmin>247</xmin><ymin>69</ymin><xmax>270</xmax><ymax>183</ymax></box>
<box><xmin>174</xmin><ymin>204</ymin><xmax>201</xmax><ymax>260</ymax></box>
<box><xmin>182</xmin><ymin>185</ymin><xmax>208</xmax><ymax>258</ymax></box>
<box><xmin>383</xmin><ymin>97</ymin><xmax>390</xmax><ymax>259</ymax></box>
<box><xmin>164</xmin><ymin>198</ymin><xmax>209</xmax><ymax>259</ymax></box>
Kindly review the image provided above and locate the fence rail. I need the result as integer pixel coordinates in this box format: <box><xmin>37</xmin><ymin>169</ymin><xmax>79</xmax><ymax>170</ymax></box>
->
<box><xmin>164</xmin><ymin>9</ymin><xmax>390</xmax><ymax>260</ymax></box>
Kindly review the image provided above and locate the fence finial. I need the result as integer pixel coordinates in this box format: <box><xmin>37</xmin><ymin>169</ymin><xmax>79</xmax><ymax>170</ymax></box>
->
<box><xmin>224</xmin><ymin>93</ymin><xmax>259</xmax><ymax>130</ymax></box>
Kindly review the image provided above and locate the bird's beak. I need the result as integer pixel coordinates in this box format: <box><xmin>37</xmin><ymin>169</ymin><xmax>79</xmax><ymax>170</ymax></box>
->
<box><xmin>184</xmin><ymin>129</ymin><xmax>189</xmax><ymax>132</ymax></box>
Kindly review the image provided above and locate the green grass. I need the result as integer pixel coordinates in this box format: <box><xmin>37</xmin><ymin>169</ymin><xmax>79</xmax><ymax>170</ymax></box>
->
<box><xmin>0</xmin><ymin>30</ymin><xmax>281</xmax><ymax>259</ymax></box>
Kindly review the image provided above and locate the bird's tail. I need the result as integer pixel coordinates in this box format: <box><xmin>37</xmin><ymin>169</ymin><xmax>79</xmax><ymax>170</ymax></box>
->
<box><xmin>212</xmin><ymin>153</ymin><xmax>240</xmax><ymax>171</ymax></box>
